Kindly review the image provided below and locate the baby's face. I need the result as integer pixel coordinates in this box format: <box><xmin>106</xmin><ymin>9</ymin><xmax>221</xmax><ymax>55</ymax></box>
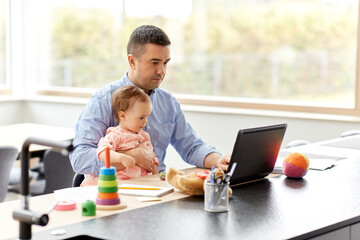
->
<box><xmin>121</xmin><ymin>100</ymin><xmax>152</xmax><ymax>133</ymax></box>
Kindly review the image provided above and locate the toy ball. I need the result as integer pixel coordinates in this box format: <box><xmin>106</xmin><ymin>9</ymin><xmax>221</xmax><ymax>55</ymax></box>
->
<box><xmin>282</xmin><ymin>152</ymin><xmax>309</xmax><ymax>178</ymax></box>
<box><xmin>159</xmin><ymin>171</ymin><xmax>166</xmax><ymax>181</ymax></box>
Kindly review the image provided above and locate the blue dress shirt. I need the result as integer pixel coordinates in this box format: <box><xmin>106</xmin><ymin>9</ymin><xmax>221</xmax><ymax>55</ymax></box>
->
<box><xmin>70</xmin><ymin>73</ymin><xmax>219</xmax><ymax>175</ymax></box>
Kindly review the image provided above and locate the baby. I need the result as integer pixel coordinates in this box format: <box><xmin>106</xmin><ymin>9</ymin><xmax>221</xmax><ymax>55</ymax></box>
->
<box><xmin>81</xmin><ymin>85</ymin><xmax>158</xmax><ymax>186</ymax></box>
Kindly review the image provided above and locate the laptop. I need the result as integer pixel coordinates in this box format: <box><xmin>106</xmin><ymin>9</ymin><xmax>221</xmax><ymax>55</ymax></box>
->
<box><xmin>227</xmin><ymin>123</ymin><xmax>287</xmax><ymax>186</ymax></box>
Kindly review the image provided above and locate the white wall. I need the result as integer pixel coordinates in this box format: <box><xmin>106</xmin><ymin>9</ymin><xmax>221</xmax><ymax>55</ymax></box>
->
<box><xmin>0</xmin><ymin>99</ymin><xmax>26</xmax><ymax>124</ymax></box>
<box><xmin>1</xmin><ymin>99</ymin><xmax>359</xmax><ymax>169</ymax></box>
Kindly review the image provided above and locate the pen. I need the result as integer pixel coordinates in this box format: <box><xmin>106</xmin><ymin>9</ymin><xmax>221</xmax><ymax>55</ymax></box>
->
<box><xmin>228</xmin><ymin>162</ymin><xmax>237</xmax><ymax>177</ymax></box>
<box><xmin>118</xmin><ymin>187</ymin><xmax>160</xmax><ymax>190</ymax></box>
<box><xmin>215</xmin><ymin>163</ymin><xmax>237</xmax><ymax>207</ymax></box>
<box><xmin>223</xmin><ymin>162</ymin><xmax>237</xmax><ymax>184</ymax></box>
<box><xmin>209</xmin><ymin>166</ymin><xmax>216</xmax><ymax>209</ymax></box>
<box><xmin>210</xmin><ymin>166</ymin><xmax>215</xmax><ymax>183</ymax></box>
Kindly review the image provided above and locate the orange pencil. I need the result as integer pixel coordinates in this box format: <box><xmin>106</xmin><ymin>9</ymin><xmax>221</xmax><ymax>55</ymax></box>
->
<box><xmin>118</xmin><ymin>186</ymin><xmax>160</xmax><ymax>190</ymax></box>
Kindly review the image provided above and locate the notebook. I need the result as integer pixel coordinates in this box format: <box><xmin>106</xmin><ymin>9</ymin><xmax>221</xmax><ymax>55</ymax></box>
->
<box><xmin>227</xmin><ymin>123</ymin><xmax>287</xmax><ymax>186</ymax></box>
<box><xmin>117</xmin><ymin>184</ymin><xmax>174</xmax><ymax>197</ymax></box>
<box><xmin>273</xmin><ymin>152</ymin><xmax>341</xmax><ymax>173</ymax></box>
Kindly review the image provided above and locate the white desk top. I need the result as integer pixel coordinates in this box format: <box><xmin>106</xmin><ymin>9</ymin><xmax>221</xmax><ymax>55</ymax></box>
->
<box><xmin>0</xmin><ymin>122</ymin><xmax>74</xmax><ymax>152</ymax></box>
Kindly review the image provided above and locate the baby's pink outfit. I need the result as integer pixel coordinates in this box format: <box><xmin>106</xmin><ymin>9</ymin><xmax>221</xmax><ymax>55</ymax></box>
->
<box><xmin>81</xmin><ymin>126</ymin><xmax>158</xmax><ymax>187</ymax></box>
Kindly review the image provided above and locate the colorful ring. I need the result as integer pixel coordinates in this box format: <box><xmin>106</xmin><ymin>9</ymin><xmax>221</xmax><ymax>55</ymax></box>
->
<box><xmin>54</xmin><ymin>200</ymin><xmax>77</xmax><ymax>211</ymax></box>
<box><xmin>100</xmin><ymin>167</ymin><xmax>116</xmax><ymax>175</ymax></box>
<box><xmin>97</xmin><ymin>192</ymin><xmax>119</xmax><ymax>200</ymax></box>
<box><xmin>98</xmin><ymin>180</ymin><xmax>118</xmax><ymax>188</ymax></box>
<box><xmin>96</xmin><ymin>198</ymin><xmax>120</xmax><ymax>206</ymax></box>
<box><xmin>98</xmin><ymin>186</ymin><xmax>118</xmax><ymax>193</ymax></box>
<box><xmin>99</xmin><ymin>174</ymin><xmax>117</xmax><ymax>181</ymax></box>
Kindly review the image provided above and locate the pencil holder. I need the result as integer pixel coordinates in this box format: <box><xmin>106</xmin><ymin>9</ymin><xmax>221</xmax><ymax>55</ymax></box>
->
<box><xmin>204</xmin><ymin>181</ymin><xmax>229</xmax><ymax>212</ymax></box>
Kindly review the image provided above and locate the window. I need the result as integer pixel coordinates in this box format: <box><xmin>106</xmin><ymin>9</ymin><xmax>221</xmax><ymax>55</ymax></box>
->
<box><xmin>24</xmin><ymin>0</ymin><xmax>360</xmax><ymax>115</ymax></box>
<box><xmin>0</xmin><ymin>0</ymin><xmax>7</xmax><ymax>89</ymax></box>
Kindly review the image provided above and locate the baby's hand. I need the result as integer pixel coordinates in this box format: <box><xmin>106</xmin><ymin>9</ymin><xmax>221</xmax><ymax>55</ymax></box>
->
<box><xmin>152</xmin><ymin>164</ymin><xmax>159</xmax><ymax>174</ymax></box>
<box><xmin>122</xmin><ymin>156</ymin><xmax>135</xmax><ymax>170</ymax></box>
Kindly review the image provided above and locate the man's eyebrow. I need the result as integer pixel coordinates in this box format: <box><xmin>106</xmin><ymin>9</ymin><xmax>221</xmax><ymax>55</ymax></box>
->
<box><xmin>150</xmin><ymin>58</ymin><xmax>171</xmax><ymax>62</ymax></box>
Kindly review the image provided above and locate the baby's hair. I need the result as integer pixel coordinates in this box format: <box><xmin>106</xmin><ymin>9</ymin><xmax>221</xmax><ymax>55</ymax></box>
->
<box><xmin>112</xmin><ymin>86</ymin><xmax>151</xmax><ymax>122</ymax></box>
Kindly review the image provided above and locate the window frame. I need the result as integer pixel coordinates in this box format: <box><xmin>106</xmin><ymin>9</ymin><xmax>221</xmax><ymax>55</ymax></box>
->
<box><xmin>0</xmin><ymin>0</ymin><xmax>11</xmax><ymax>92</ymax></box>
<box><xmin>13</xmin><ymin>1</ymin><xmax>360</xmax><ymax>118</ymax></box>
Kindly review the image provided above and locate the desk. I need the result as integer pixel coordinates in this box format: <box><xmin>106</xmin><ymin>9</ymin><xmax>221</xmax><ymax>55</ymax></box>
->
<box><xmin>0</xmin><ymin>173</ymin><xmax>191</xmax><ymax>240</ymax></box>
<box><xmin>3</xmin><ymin>136</ymin><xmax>360</xmax><ymax>240</ymax></box>
<box><xmin>0</xmin><ymin>123</ymin><xmax>74</xmax><ymax>154</ymax></box>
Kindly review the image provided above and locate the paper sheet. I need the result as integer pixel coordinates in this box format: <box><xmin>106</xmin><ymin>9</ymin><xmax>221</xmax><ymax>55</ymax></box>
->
<box><xmin>54</xmin><ymin>186</ymin><xmax>98</xmax><ymax>202</ymax></box>
<box><xmin>54</xmin><ymin>184</ymin><xmax>175</xmax><ymax>202</ymax></box>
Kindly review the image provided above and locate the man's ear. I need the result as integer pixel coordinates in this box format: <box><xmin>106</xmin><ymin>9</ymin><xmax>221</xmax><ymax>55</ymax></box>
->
<box><xmin>118</xmin><ymin>111</ymin><xmax>126</xmax><ymax>121</ymax></box>
<box><xmin>128</xmin><ymin>54</ymin><xmax>136</xmax><ymax>70</ymax></box>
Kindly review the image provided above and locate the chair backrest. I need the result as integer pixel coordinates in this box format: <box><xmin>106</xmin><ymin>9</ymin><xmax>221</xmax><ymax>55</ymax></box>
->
<box><xmin>72</xmin><ymin>173</ymin><xmax>85</xmax><ymax>187</ymax></box>
<box><xmin>42</xmin><ymin>149</ymin><xmax>75</xmax><ymax>194</ymax></box>
<box><xmin>0</xmin><ymin>146</ymin><xmax>18</xmax><ymax>202</ymax></box>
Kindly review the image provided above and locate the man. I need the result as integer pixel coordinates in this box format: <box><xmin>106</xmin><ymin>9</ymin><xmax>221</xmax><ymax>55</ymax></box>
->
<box><xmin>70</xmin><ymin>25</ymin><xmax>230</xmax><ymax>175</ymax></box>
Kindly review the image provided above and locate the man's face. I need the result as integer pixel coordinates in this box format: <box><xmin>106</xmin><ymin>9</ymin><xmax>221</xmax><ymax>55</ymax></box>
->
<box><xmin>129</xmin><ymin>43</ymin><xmax>171</xmax><ymax>94</ymax></box>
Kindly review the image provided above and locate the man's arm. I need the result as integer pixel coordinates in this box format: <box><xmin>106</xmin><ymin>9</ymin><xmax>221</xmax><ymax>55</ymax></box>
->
<box><xmin>70</xmin><ymin>94</ymin><xmax>114</xmax><ymax>174</ymax></box>
<box><xmin>169</xmin><ymin>98</ymin><xmax>222</xmax><ymax>168</ymax></box>
<box><xmin>69</xmin><ymin>145</ymin><xmax>100</xmax><ymax>174</ymax></box>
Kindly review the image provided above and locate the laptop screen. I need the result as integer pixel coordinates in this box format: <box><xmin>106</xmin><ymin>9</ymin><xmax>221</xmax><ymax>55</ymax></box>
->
<box><xmin>228</xmin><ymin>123</ymin><xmax>287</xmax><ymax>186</ymax></box>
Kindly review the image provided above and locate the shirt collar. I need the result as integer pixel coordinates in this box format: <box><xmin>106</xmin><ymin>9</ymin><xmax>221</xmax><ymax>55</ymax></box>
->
<box><xmin>124</xmin><ymin>72</ymin><xmax>157</xmax><ymax>96</ymax></box>
<box><xmin>123</xmin><ymin>73</ymin><xmax>135</xmax><ymax>86</ymax></box>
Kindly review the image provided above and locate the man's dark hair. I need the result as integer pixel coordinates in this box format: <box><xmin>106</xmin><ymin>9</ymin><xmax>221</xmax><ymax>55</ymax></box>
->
<box><xmin>127</xmin><ymin>25</ymin><xmax>171</xmax><ymax>58</ymax></box>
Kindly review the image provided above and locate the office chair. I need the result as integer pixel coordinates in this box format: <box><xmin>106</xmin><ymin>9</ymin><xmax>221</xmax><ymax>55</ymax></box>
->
<box><xmin>8</xmin><ymin>148</ymin><xmax>75</xmax><ymax>196</ymax></box>
<box><xmin>0</xmin><ymin>146</ymin><xmax>18</xmax><ymax>202</ymax></box>
<box><xmin>340</xmin><ymin>130</ymin><xmax>360</xmax><ymax>138</ymax></box>
<box><xmin>8</xmin><ymin>167</ymin><xmax>39</xmax><ymax>187</ymax></box>
<box><xmin>72</xmin><ymin>173</ymin><xmax>85</xmax><ymax>187</ymax></box>
<box><xmin>9</xmin><ymin>150</ymin><xmax>46</xmax><ymax>188</ymax></box>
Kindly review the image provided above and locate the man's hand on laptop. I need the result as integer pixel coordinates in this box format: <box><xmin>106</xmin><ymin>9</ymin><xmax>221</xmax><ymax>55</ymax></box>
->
<box><xmin>218</xmin><ymin>155</ymin><xmax>231</xmax><ymax>171</ymax></box>
<box><xmin>204</xmin><ymin>152</ymin><xmax>231</xmax><ymax>171</ymax></box>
